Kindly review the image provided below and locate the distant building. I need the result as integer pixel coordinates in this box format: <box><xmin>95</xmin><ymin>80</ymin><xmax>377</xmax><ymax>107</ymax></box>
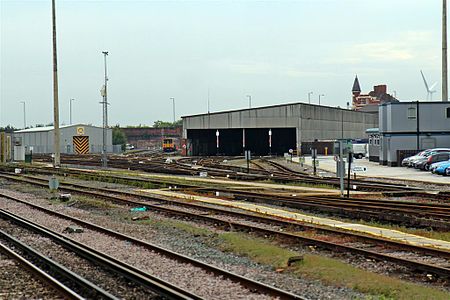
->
<box><xmin>352</xmin><ymin>75</ymin><xmax>398</xmax><ymax>110</ymax></box>
<box><xmin>13</xmin><ymin>124</ymin><xmax>113</xmax><ymax>154</ymax></box>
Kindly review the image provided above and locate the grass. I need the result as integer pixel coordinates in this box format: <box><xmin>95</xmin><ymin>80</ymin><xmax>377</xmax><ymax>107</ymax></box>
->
<box><xmin>138</xmin><ymin>218</ymin><xmax>449</xmax><ymax>300</ymax></box>
<box><xmin>350</xmin><ymin>220</ymin><xmax>450</xmax><ymax>243</ymax></box>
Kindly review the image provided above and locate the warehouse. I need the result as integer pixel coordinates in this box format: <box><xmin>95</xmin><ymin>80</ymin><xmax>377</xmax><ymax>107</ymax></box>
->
<box><xmin>13</xmin><ymin>124</ymin><xmax>113</xmax><ymax>154</ymax></box>
<box><xmin>379</xmin><ymin>101</ymin><xmax>450</xmax><ymax>166</ymax></box>
<box><xmin>182</xmin><ymin>102</ymin><xmax>378</xmax><ymax>156</ymax></box>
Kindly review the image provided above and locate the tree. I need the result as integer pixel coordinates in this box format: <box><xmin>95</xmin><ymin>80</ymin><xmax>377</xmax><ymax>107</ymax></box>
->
<box><xmin>153</xmin><ymin>119</ymin><xmax>182</xmax><ymax>128</ymax></box>
<box><xmin>112</xmin><ymin>126</ymin><xmax>127</xmax><ymax>150</ymax></box>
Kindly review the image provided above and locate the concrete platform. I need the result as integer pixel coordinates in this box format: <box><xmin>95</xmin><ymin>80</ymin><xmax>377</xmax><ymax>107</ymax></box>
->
<box><xmin>143</xmin><ymin>189</ymin><xmax>450</xmax><ymax>251</ymax></box>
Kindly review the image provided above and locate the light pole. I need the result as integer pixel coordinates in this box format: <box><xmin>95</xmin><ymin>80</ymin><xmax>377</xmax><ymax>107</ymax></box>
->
<box><xmin>20</xmin><ymin>101</ymin><xmax>26</xmax><ymax>128</ymax></box>
<box><xmin>52</xmin><ymin>0</ymin><xmax>61</xmax><ymax>167</ymax></box>
<box><xmin>69</xmin><ymin>98</ymin><xmax>75</xmax><ymax>125</ymax></box>
<box><xmin>319</xmin><ymin>94</ymin><xmax>325</xmax><ymax>105</ymax></box>
<box><xmin>170</xmin><ymin>97</ymin><xmax>175</xmax><ymax>123</ymax></box>
<box><xmin>246</xmin><ymin>95</ymin><xmax>252</xmax><ymax>108</ymax></box>
<box><xmin>308</xmin><ymin>92</ymin><xmax>313</xmax><ymax>104</ymax></box>
<box><xmin>443</xmin><ymin>0</ymin><xmax>448</xmax><ymax>101</ymax></box>
<box><xmin>100</xmin><ymin>51</ymin><xmax>109</xmax><ymax>168</ymax></box>
<box><xmin>268</xmin><ymin>129</ymin><xmax>272</xmax><ymax>156</ymax></box>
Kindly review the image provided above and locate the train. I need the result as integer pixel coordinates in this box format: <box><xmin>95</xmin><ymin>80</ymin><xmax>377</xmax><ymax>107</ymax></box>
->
<box><xmin>162</xmin><ymin>138</ymin><xmax>176</xmax><ymax>152</ymax></box>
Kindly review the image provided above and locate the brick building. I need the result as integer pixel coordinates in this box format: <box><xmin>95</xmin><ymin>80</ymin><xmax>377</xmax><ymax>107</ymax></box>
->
<box><xmin>352</xmin><ymin>75</ymin><xmax>398</xmax><ymax>110</ymax></box>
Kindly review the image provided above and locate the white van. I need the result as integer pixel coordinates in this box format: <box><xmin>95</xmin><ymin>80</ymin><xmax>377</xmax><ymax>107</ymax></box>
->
<box><xmin>352</xmin><ymin>144</ymin><xmax>367</xmax><ymax>159</ymax></box>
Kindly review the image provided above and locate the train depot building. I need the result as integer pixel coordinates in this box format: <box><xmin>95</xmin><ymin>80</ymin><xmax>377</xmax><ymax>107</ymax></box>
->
<box><xmin>182</xmin><ymin>102</ymin><xmax>378</xmax><ymax>156</ymax></box>
<box><xmin>13</xmin><ymin>124</ymin><xmax>113</xmax><ymax>155</ymax></box>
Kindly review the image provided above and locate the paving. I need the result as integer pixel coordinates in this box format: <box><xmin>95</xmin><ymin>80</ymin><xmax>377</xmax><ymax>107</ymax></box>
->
<box><xmin>297</xmin><ymin>156</ymin><xmax>450</xmax><ymax>185</ymax></box>
<box><xmin>142</xmin><ymin>189</ymin><xmax>450</xmax><ymax>252</ymax></box>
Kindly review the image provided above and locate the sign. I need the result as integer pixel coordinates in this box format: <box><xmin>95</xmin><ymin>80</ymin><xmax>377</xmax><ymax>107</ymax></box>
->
<box><xmin>351</xmin><ymin>166</ymin><xmax>367</xmax><ymax>173</ymax></box>
<box><xmin>288</xmin><ymin>149</ymin><xmax>293</xmax><ymax>154</ymax></box>
<box><xmin>48</xmin><ymin>176</ymin><xmax>59</xmax><ymax>191</ymax></box>
<box><xmin>76</xmin><ymin>127</ymin><xmax>85</xmax><ymax>136</ymax></box>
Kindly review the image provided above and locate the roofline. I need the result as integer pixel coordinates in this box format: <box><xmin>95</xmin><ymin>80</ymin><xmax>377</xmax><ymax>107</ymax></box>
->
<box><xmin>380</xmin><ymin>100</ymin><xmax>449</xmax><ymax>106</ymax></box>
<box><xmin>181</xmin><ymin>101</ymin><xmax>369</xmax><ymax>119</ymax></box>
<box><xmin>14</xmin><ymin>123</ymin><xmax>103</xmax><ymax>133</ymax></box>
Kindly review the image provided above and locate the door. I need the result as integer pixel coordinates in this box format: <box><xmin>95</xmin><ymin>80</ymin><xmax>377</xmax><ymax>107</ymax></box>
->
<box><xmin>73</xmin><ymin>136</ymin><xmax>89</xmax><ymax>154</ymax></box>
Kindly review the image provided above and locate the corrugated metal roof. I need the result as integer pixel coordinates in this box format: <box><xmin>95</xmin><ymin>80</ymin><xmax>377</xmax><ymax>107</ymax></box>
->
<box><xmin>14</xmin><ymin>124</ymin><xmax>99</xmax><ymax>133</ymax></box>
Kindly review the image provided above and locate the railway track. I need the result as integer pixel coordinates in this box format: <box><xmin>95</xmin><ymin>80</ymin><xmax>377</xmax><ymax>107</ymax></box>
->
<box><xmin>0</xmin><ymin>208</ymin><xmax>198</xmax><ymax>299</ymax></box>
<box><xmin>0</xmin><ymin>191</ymin><xmax>304</xmax><ymax>299</ymax></box>
<box><xmin>1</xmin><ymin>173</ymin><xmax>450</xmax><ymax>283</ymax></box>
<box><xmin>30</xmin><ymin>154</ymin><xmax>422</xmax><ymax>192</ymax></box>
<box><xmin>0</xmin><ymin>238</ymin><xmax>82</xmax><ymax>299</ymax></box>
<box><xmin>2</xmin><ymin>169</ymin><xmax>448</xmax><ymax>230</ymax></box>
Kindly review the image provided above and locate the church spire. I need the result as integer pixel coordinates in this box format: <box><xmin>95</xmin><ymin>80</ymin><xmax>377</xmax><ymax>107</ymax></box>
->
<box><xmin>352</xmin><ymin>75</ymin><xmax>361</xmax><ymax>93</ymax></box>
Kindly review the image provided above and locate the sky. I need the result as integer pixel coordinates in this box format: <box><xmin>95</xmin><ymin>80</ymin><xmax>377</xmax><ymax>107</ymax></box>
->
<box><xmin>0</xmin><ymin>0</ymin><xmax>443</xmax><ymax>129</ymax></box>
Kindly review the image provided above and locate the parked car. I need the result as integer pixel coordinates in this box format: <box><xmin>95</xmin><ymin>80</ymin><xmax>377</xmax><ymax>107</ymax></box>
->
<box><xmin>352</xmin><ymin>144</ymin><xmax>367</xmax><ymax>159</ymax></box>
<box><xmin>433</xmin><ymin>161</ymin><xmax>450</xmax><ymax>175</ymax></box>
<box><xmin>430</xmin><ymin>160</ymin><xmax>450</xmax><ymax>173</ymax></box>
<box><xmin>414</xmin><ymin>152</ymin><xmax>450</xmax><ymax>170</ymax></box>
<box><xmin>402</xmin><ymin>148</ymin><xmax>450</xmax><ymax>167</ymax></box>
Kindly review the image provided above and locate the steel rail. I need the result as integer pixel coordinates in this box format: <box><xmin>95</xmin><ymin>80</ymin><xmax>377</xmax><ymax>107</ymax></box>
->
<box><xmin>0</xmin><ymin>228</ymin><xmax>117</xmax><ymax>300</ymax></box>
<box><xmin>2</xmin><ymin>172</ymin><xmax>450</xmax><ymax>257</ymax></box>
<box><xmin>3</xmin><ymin>172</ymin><xmax>447</xmax><ymax>230</ymax></box>
<box><xmin>0</xmin><ymin>240</ymin><xmax>84</xmax><ymax>300</ymax></box>
<box><xmin>0</xmin><ymin>208</ymin><xmax>200</xmax><ymax>300</ymax></box>
<box><xmin>0</xmin><ymin>194</ymin><xmax>305</xmax><ymax>300</ymax></box>
<box><xmin>1</xmin><ymin>183</ymin><xmax>449</xmax><ymax>280</ymax></box>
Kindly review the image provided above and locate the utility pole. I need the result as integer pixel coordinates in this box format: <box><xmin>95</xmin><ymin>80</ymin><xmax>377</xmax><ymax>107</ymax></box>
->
<box><xmin>319</xmin><ymin>94</ymin><xmax>325</xmax><ymax>106</ymax></box>
<box><xmin>69</xmin><ymin>98</ymin><xmax>75</xmax><ymax>125</ymax></box>
<box><xmin>308</xmin><ymin>92</ymin><xmax>313</xmax><ymax>104</ymax></box>
<box><xmin>246</xmin><ymin>95</ymin><xmax>252</xmax><ymax>108</ymax></box>
<box><xmin>443</xmin><ymin>0</ymin><xmax>448</xmax><ymax>101</ymax></box>
<box><xmin>170</xmin><ymin>97</ymin><xmax>175</xmax><ymax>123</ymax></box>
<box><xmin>20</xmin><ymin>101</ymin><xmax>26</xmax><ymax>128</ymax></box>
<box><xmin>101</xmin><ymin>51</ymin><xmax>109</xmax><ymax>168</ymax></box>
<box><xmin>52</xmin><ymin>0</ymin><xmax>61</xmax><ymax>167</ymax></box>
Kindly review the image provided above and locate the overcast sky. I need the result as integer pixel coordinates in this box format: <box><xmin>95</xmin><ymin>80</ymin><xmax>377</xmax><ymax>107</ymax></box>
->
<box><xmin>0</xmin><ymin>0</ymin><xmax>442</xmax><ymax>128</ymax></box>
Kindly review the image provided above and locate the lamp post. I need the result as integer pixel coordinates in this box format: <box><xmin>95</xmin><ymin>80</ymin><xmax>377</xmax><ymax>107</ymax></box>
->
<box><xmin>52</xmin><ymin>0</ymin><xmax>61</xmax><ymax>167</ymax></box>
<box><xmin>170</xmin><ymin>97</ymin><xmax>175</xmax><ymax>123</ymax></box>
<box><xmin>100</xmin><ymin>51</ymin><xmax>109</xmax><ymax>168</ymax></box>
<box><xmin>268</xmin><ymin>129</ymin><xmax>272</xmax><ymax>156</ymax></box>
<box><xmin>20</xmin><ymin>101</ymin><xmax>26</xmax><ymax>128</ymax></box>
<box><xmin>319</xmin><ymin>94</ymin><xmax>325</xmax><ymax>106</ymax></box>
<box><xmin>246</xmin><ymin>95</ymin><xmax>252</xmax><ymax>108</ymax></box>
<box><xmin>308</xmin><ymin>92</ymin><xmax>313</xmax><ymax>104</ymax></box>
<box><xmin>216</xmin><ymin>130</ymin><xmax>220</xmax><ymax>155</ymax></box>
<box><xmin>69</xmin><ymin>98</ymin><xmax>75</xmax><ymax>125</ymax></box>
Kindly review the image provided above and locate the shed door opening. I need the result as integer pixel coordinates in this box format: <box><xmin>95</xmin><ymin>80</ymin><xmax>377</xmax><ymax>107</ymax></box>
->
<box><xmin>73</xmin><ymin>136</ymin><xmax>89</xmax><ymax>154</ymax></box>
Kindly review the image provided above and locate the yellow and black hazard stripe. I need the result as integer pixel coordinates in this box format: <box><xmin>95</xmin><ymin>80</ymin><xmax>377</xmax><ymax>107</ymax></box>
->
<box><xmin>73</xmin><ymin>136</ymin><xmax>89</xmax><ymax>154</ymax></box>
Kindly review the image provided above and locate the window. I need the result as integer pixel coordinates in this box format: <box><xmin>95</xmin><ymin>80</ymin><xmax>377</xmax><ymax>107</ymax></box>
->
<box><xmin>446</xmin><ymin>107</ymin><xmax>450</xmax><ymax>118</ymax></box>
<box><xmin>407</xmin><ymin>107</ymin><xmax>416</xmax><ymax>119</ymax></box>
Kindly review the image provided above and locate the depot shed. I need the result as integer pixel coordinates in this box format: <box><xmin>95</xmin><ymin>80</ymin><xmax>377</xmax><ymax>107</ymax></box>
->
<box><xmin>182</xmin><ymin>102</ymin><xmax>379</xmax><ymax>156</ymax></box>
<box><xmin>13</xmin><ymin>124</ymin><xmax>113</xmax><ymax>154</ymax></box>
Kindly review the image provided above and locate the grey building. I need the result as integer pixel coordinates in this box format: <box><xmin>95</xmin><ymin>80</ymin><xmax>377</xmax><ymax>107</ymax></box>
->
<box><xmin>379</xmin><ymin>101</ymin><xmax>450</xmax><ymax>166</ymax></box>
<box><xmin>182</xmin><ymin>102</ymin><xmax>378</xmax><ymax>156</ymax></box>
<box><xmin>14</xmin><ymin>124</ymin><xmax>113</xmax><ymax>154</ymax></box>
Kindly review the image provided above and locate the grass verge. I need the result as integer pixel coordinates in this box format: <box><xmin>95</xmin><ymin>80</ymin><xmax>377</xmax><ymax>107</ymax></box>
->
<box><xmin>144</xmin><ymin>218</ymin><xmax>449</xmax><ymax>300</ymax></box>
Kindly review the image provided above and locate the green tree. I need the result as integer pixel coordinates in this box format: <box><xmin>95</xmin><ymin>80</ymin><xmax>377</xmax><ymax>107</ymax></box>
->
<box><xmin>153</xmin><ymin>119</ymin><xmax>182</xmax><ymax>128</ymax></box>
<box><xmin>112</xmin><ymin>126</ymin><xmax>127</xmax><ymax>150</ymax></box>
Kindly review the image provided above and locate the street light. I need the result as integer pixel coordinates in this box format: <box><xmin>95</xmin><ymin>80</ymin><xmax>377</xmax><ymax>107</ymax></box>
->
<box><xmin>69</xmin><ymin>98</ymin><xmax>75</xmax><ymax>125</ymax></box>
<box><xmin>246</xmin><ymin>95</ymin><xmax>252</xmax><ymax>108</ymax></box>
<box><xmin>268</xmin><ymin>129</ymin><xmax>272</xmax><ymax>156</ymax></box>
<box><xmin>100</xmin><ymin>51</ymin><xmax>109</xmax><ymax>168</ymax></box>
<box><xmin>308</xmin><ymin>92</ymin><xmax>313</xmax><ymax>104</ymax></box>
<box><xmin>170</xmin><ymin>97</ymin><xmax>175</xmax><ymax>123</ymax></box>
<box><xmin>319</xmin><ymin>94</ymin><xmax>325</xmax><ymax>106</ymax></box>
<box><xmin>19</xmin><ymin>101</ymin><xmax>26</xmax><ymax>128</ymax></box>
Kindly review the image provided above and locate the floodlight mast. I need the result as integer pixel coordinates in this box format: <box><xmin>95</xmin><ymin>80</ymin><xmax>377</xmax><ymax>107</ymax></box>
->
<box><xmin>101</xmin><ymin>51</ymin><xmax>109</xmax><ymax>168</ymax></box>
<box><xmin>52</xmin><ymin>0</ymin><xmax>61</xmax><ymax>168</ymax></box>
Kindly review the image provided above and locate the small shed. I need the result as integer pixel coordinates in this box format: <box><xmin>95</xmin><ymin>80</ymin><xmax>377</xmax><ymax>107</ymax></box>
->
<box><xmin>13</xmin><ymin>124</ymin><xmax>113</xmax><ymax>154</ymax></box>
